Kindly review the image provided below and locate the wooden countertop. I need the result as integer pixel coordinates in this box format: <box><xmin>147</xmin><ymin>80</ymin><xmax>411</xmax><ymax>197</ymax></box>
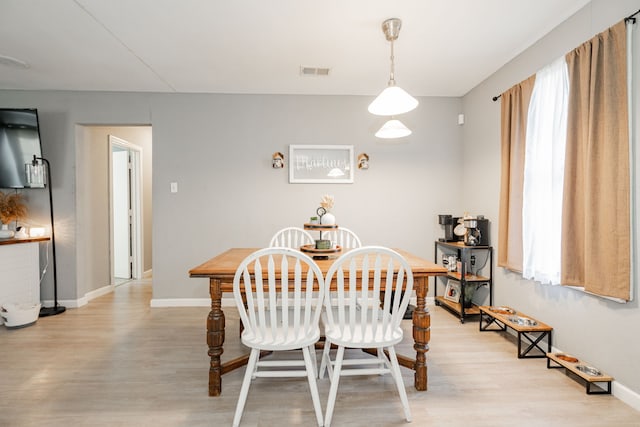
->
<box><xmin>0</xmin><ymin>236</ymin><xmax>50</xmax><ymax>246</ymax></box>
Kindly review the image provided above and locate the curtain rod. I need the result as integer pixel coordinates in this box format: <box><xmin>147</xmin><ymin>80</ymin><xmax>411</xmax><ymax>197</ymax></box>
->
<box><xmin>492</xmin><ymin>8</ymin><xmax>639</xmax><ymax>101</ymax></box>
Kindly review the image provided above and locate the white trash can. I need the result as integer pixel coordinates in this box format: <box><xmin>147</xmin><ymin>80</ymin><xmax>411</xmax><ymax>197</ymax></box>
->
<box><xmin>0</xmin><ymin>302</ymin><xmax>41</xmax><ymax>329</ymax></box>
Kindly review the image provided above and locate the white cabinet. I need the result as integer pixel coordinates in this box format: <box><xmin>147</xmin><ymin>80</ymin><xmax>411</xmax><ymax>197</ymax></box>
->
<box><xmin>0</xmin><ymin>240</ymin><xmax>43</xmax><ymax>325</ymax></box>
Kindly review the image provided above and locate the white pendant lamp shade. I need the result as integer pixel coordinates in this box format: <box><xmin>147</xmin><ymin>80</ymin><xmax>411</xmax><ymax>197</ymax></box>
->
<box><xmin>369</xmin><ymin>18</ymin><xmax>417</xmax><ymax>139</ymax></box>
<box><xmin>368</xmin><ymin>85</ymin><xmax>419</xmax><ymax>116</ymax></box>
<box><xmin>375</xmin><ymin>119</ymin><xmax>412</xmax><ymax>139</ymax></box>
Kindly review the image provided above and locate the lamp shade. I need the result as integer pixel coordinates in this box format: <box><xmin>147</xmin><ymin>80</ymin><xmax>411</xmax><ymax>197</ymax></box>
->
<box><xmin>368</xmin><ymin>85</ymin><xmax>419</xmax><ymax>116</ymax></box>
<box><xmin>375</xmin><ymin>119</ymin><xmax>412</xmax><ymax>139</ymax></box>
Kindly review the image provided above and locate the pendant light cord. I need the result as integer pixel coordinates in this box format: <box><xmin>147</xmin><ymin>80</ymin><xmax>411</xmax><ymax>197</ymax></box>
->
<box><xmin>388</xmin><ymin>40</ymin><xmax>396</xmax><ymax>86</ymax></box>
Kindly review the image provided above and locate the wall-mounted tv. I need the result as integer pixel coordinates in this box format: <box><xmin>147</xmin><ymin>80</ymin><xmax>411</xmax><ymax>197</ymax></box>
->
<box><xmin>0</xmin><ymin>108</ymin><xmax>44</xmax><ymax>189</ymax></box>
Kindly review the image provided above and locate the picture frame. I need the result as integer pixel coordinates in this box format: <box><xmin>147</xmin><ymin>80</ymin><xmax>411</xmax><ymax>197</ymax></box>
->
<box><xmin>289</xmin><ymin>144</ymin><xmax>354</xmax><ymax>184</ymax></box>
<box><xmin>444</xmin><ymin>279</ymin><xmax>461</xmax><ymax>303</ymax></box>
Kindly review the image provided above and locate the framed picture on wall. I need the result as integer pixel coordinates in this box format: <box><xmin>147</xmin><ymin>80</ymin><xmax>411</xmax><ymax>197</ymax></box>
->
<box><xmin>444</xmin><ymin>279</ymin><xmax>461</xmax><ymax>303</ymax></box>
<box><xmin>289</xmin><ymin>144</ymin><xmax>354</xmax><ymax>183</ymax></box>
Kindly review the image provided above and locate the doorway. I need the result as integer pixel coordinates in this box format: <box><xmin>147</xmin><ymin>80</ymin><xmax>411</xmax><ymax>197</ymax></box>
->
<box><xmin>109</xmin><ymin>135</ymin><xmax>143</xmax><ymax>285</ymax></box>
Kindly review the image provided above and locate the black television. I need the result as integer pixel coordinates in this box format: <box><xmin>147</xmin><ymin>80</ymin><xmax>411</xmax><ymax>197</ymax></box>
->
<box><xmin>0</xmin><ymin>108</ymin><xmax>44</xmax><ymax>189</ymax></box>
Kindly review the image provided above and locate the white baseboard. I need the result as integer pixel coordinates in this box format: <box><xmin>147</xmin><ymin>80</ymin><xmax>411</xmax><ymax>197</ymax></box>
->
<box><xmin>549</xmin><ymin>344</ymin><xmax>640</xmax><ymax>412</ymax></box>
<box><xmin>86</xmin><ymin>284</ymin><xmax>116</xmax><ymax>301</ymax></box>
<box><xmin>41</xmin><ymin>297</ymin><xmax>84</xmax><ymax>309</ymax></box>
<box><xmin>613</xmin><ymin>381</ymin><xmax>640</xmax><ymax>412</ymax></box>
<box><xmin>41</xmin><ymin>284</ymin><xmax>116</xmax><ymax>309</ymax></box>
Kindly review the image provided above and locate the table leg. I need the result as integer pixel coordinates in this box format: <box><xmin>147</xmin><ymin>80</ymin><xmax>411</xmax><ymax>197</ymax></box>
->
<box><xmin>207</xmin><ymin>278</ymin><xmax>225</xmax><ymax>396</ymax></box>
<box><xmin>412</xmin><ymin>276</ymin><xmax>430</xmax><ymax>391</ymax></box>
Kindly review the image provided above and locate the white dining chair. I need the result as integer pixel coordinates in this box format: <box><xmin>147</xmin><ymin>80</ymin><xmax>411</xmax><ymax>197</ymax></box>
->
<box><xmin>269</xmin><ymin>226</ymin><xmax>315</xmax><ymax>249</ymax></box>
<box><xmin>319</xmin><ymin>246</ymin><xmax>413</xmax><ymax>426</ymax></box>
<box><xmin>322</xmin><ymin>227</ymin><xmax>362</xmax><ymax>249</ymax></box>
<box><xmin>232</xmin><ymin>247</ymin><xmax>325</xmax><ymax>427</ymax></box>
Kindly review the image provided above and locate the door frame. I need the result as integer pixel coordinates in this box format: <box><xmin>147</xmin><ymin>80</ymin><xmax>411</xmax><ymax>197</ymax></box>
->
<box><xmin>108</xmin><ymin>135</ymin><xmax>143</xmax><ymax>285</ymax></box>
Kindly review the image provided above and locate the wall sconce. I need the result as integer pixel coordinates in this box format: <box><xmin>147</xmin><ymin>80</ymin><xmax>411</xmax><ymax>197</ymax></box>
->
<box><xmin>358</xmin><ymin>153</ymin><xmax>370</xmax><ymax>170</ymax></box>
<box><xmin>272</xmin><ymin>152</ymin><xmax>285</xmax><ymax>169</ymax></box>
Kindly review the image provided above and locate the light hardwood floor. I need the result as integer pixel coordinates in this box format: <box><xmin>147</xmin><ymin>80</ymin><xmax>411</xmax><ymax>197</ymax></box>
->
<box><xmin>1</xmin><ymin>279</ymin><xmax>638</xmax><ymax>426</ymax></box>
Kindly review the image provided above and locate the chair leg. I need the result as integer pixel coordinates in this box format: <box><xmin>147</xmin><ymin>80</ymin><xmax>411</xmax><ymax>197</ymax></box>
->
<box><xmin>319</xmin><ymin>338</ymin><xmax>332</xmax><ymax>379</ymax></box>
<box><xmin>324</xmin><ymin>345</ymin><xmax>345</xmax><ymax>427</ymax></box>
<box><xmin>232</xmin><ymin>348</ymin><xmax>260</xmax><ymax>427</ymax></box>
<box><xmin>302</xmin><ymin>346</ymin><xmax>324</xmax><ymax>427</ymax></box>
<box><xmin>309</xmin><ymin>344</ymin><xmax>318</xmax><ymax>378</ymax></box>
<box><xmin>377</xmin><ymin>346</ymin><xmax>386</xmax><ymax>374</ymax></box>
<box><xmin>387</xmin><ymin>346</ymin><xmax>412</xmax><ymax>422</ymax></box>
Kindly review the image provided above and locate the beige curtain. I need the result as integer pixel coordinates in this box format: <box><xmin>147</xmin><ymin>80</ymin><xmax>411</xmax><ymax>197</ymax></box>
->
<box><xmin>498</xmin><ymin>75</ymin><xmax>536</xmax><ymax>272</ymax></box>
<box><xmin>561</xmin><ymin>20</ymin><xmax>630</xmax><ymax>299</ymax></box>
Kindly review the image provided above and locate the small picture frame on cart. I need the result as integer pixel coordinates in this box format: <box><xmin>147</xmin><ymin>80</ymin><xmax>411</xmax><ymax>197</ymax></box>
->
<box><xmin>444</xmin><ymin>279</ymin><xmax>461</xmax><ymax>303</ymax></box>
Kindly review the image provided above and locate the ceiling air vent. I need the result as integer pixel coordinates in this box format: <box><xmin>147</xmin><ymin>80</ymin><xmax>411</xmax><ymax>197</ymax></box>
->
<box><xmin>300</xmin><ymin>66</ymin><xmax>331</xmax><ymax>76</ymax></box>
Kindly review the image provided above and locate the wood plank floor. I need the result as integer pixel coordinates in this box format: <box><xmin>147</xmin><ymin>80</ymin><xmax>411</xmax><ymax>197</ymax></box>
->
<box><xmin>1</xmin><ymin>279</ymin><xmax>638</xmax><ymax>426</ymax></box>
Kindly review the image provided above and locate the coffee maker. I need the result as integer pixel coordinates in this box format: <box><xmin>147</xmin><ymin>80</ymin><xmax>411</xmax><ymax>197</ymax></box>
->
<box><xmin>463</xmin><ymin>216</ymin><xmax>490</xmax><ymax>246</ymax></box>
<box><xmin>463</xmin><ymin>218</ymin><xmax>480</xmax><ymax>246</ymax></box>
<box><xmin>438</xmin><ymin>215</ymin><xmax>454</xmax><ymax>241</ymax></box>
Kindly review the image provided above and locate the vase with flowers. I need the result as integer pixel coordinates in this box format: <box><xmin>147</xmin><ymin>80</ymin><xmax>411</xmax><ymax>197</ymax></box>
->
<box><xmin>0</xmin><ymin>191</ymin><xmax>28</xmax><ymax>238</ymax></box>
<box><xmin>318</xmin><ymin>194</ymin><xmax>336</xmax><ymax>225</ymax></box>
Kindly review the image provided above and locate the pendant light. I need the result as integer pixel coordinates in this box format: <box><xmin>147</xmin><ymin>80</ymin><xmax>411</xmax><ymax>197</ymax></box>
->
<box><xmin>368</xmin><ymin>18</ymin><xmax>418</xmax><ymax>117</ymax></box>
<box><xmin>375</xmin><ymin>118</ymin><xmax>412</xmax><ymax>139</ymax></box>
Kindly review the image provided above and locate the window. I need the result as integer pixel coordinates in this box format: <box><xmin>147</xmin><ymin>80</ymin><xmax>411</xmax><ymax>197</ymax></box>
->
<box><xmin>498</xmin><ymin>20</ymin><xmax>632</xmax><ymax>301</ymax></box>
<box><xmin>522</xmin><ymin>57</ymin><xmax>568</xmax><ymax>285</ymax></box>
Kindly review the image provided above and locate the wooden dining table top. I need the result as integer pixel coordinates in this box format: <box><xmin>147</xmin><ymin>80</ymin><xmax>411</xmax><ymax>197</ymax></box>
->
<box><xmin>189</xmin><ymin>247</ymin><xmax>447</xmax><ymax>279</ymax></box>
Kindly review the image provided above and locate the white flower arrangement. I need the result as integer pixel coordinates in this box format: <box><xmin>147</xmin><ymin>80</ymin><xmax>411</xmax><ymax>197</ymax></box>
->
<box><xmin>319</xmin><ymin>194</ymin><xmax>334</xmax><ymax>211</ymax></box>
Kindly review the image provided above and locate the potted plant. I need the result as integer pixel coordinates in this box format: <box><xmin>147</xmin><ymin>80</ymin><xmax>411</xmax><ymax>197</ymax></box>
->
<box><xmin>0</xmin><ymin>191</ymin><xmax>28</xmax><ymax>238</ymax></box>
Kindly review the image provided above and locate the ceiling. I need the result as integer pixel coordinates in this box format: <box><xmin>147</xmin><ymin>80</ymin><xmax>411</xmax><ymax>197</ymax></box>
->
<box><xmin>0</xmin><ymin>0</ymin><xmax>591</xmax><ymax>97</ymax></box>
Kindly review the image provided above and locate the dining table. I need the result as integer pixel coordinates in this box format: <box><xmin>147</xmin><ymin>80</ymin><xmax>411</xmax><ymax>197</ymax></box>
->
<box><xmin>189</xmin><ymin>247</ymin><xmax>447</xmax><ymax>397</ymax></box>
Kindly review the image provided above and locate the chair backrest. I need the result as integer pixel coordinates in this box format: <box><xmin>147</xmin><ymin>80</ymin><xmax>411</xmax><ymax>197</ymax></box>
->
<box><xmin>322</xmin><ymin>227</ymin><xmax>362</xmax><ymax>249</ymax></box>
<box><xmin>269</xmin><ymin>227</ymin><xmax>315</xmax><ymax>248</ymax></box>
<box><xmin>323</xmin><ymin>246</ymin><xmax>413</xmax><ymax>345</ymax></box>
<box><xmin>233</xmin><ymin>247</ymin><xmax>325</xmax><ymax>347</ymax></box>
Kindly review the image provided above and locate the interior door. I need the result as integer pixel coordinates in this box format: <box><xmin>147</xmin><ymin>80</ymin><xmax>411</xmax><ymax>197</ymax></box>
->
<box><xmin>112</xmin><ymin>147</ymin><xmax>130</xmax><ymax>279</ymax></box>
<box><xmin>109</xmin><ymin>135</ymin><xmax>142</xmax><ymax>284</ymax></box>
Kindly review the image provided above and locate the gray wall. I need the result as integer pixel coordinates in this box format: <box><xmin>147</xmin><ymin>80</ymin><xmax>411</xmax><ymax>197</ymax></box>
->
<box><xmin>462</xmin><ymin>0</ymin><xmax>640</xmax><ymax>405</ymax></box>
<box><xmin>151</xmin><ymin>94</ymin><xmax>463</xmax><ymax>298</ymax></box>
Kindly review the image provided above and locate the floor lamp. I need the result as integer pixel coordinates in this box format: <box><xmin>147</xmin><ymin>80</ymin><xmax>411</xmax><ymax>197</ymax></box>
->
<box><xmin>33</xmin><ymin>155</ymin><xmax>66</xmax><ymax>317</ymax></box>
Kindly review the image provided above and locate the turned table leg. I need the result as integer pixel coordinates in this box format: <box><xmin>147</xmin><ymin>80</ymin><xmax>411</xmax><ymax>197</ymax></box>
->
<box><xmin>413</xmin><ymin>276</ymin><xmax>430</xmax><ymax>391</ymax></box>
<box><xmin>207</xmin><ymin>278</ymin><xmax>225</xmax><ymax>396</ymax></box>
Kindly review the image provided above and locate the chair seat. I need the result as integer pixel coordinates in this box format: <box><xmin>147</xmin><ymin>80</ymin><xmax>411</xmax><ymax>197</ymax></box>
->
<box><xmin>241</xmin><ymin>327</ymin><xmax>320</xmax><ymax>351</ymax></box>
<box><xmin>321</xmin><ymin>308</ymin><xmax>403</xmax><ymax>348</ymax></box>
<box><xmin>242</xmin><ymin>308</ymin><xmax>320</xmax><ymax>350</ymax></box>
